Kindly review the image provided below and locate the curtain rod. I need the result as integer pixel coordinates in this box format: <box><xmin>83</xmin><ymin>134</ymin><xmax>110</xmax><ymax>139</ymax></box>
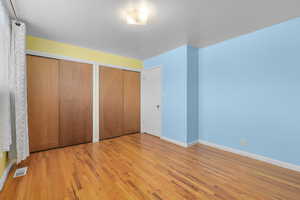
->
<box><xmin>9</xmin><ymin>0</ymin><xmax>20</xmax><ymax>25</ymax></box>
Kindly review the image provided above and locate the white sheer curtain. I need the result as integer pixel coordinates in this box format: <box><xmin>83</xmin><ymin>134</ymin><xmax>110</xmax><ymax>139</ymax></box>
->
<box><xmin>0</xmin><ymin>0</ymin><xmax>12</xmax><ymax>152</ymax></box>
<box><xmin>9</xmin><ymin>20</ymin><xmax>29</xmax><ymax>163</ymax></box>
<box><xmin>0</xmin><ymin>1</ymin><xmax>29</xmax><ymax>163</ymax></box>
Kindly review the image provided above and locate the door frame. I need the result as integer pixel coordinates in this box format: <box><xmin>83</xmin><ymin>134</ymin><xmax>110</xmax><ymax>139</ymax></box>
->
<box><xmin>141</xmin><ymin>66</ymin><xmax>163</xmax><ymax>137</ymax></box>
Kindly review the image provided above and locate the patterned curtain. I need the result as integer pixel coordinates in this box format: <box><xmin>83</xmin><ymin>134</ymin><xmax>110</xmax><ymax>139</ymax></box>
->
<box><xmin>9</xmin><ymin>20</ymin><xmax>29</xmax><ymax>163</ymax></box>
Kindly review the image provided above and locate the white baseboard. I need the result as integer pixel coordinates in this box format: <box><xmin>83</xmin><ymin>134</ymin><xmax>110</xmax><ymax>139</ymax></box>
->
<box><xmin>187</xmin><ymin>140</ymin><xmax>199</xmax><ymax>147</ymax></box>
<box><xmin>160</xmin><ymin>136</ymin><xmax>198</xmax><ymax>148</ymax></box>
<box><xmin>144</xmin><ymin>131</ymin><xmax>160</xmax><ymax>137</ymax></box>
<box><xmin>198</xmin><ymin>140</ymin><xmax>300</xmax><ymax>173</ymax></box>
<box><xmin>160</xmin><ymin>136</ymin><xmax>188</xmax><ymax>147</ymax></box>
<box><xmin>0</xmin><ymin>159</ymin><xmax>16</xmax><ymax>191</ymax></box>
<box><xmin>92</xmin><ymin>139</ymin><xmax>99</xmax><ymax>143</ymax></box>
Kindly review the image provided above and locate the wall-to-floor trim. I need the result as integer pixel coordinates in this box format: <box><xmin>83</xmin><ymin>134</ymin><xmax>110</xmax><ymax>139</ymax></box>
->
<box><xmin>0</xmin><ymin>159</ymin><xmax>15</xmax><ymax>191</ymax></box>
<box><xmin>198</xmin><ymin>140</ymin><xmax>300</xmax><ymax>173</ymax></box>
<box><xmin>160</xmin><ymin>136</ymin><xmax>188</xmax><ymax>147</ymax></box>
<box><xmin>187</xmin><ymin>140</ymin><xmax>199</xmax><ymax>147</ymax></box>
<box><xmin>160</xmin><ymin>136</ymin><xmax>198</xmax><ymax>148</ymax></box>
<box><xmin>143</xmin><ymin>131</ymin><xmax>160</xmax><ymax>137</ymax></box>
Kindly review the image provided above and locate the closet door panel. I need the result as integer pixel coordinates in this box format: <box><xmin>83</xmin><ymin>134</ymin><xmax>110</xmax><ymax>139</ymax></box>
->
<box><xmin>100</xmin><ymin>67</ymin><xmax>123</xmax><ymax>139</ymax></box>
<box><xmin>27</xmin><ymin>55</ymin><xmax>60</xmax><ymax>152</ymax></box>
<box><xmin>123</xmin><ymin>70</ymin><xmax>141</xmax><ymax>134</ymax></box>
<box><xmin>59</xmin><ymin>60</ymin><xmax>93</xmax><ymax>146</ymax></box>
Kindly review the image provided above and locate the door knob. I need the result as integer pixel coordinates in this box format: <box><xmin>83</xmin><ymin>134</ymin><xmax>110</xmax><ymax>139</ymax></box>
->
<box><xmin>156</xmin><ymin>105</ymin><xmax>160</xmax><ymax>110</ymax></box>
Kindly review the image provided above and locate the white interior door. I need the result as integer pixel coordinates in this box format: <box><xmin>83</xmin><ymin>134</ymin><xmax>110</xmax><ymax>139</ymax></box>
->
<box><xmin>141</xmin><ymin>67</ymin><xmax>161</xmax><ymax>137</ymax></box>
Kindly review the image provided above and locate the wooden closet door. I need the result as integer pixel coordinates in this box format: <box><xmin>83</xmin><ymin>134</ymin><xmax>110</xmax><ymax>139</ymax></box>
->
<box><xmin>59</xmin><ymin>60</ymin><xmax>93</xmax><ymax>146</ymax></box>
<box><xmin>27</xmin><ymin>55</ymin><xmax>60</xmax><ymax>152</ymax></box>
<box><xmin>100</xmin><ymin>67</ymin><xmax>123</xmax><ymax>139</ymax></box>
<box><xmin>123</xmin><ymin>70</ymin><xmax>141</xmax><ymax>134</ymax></box>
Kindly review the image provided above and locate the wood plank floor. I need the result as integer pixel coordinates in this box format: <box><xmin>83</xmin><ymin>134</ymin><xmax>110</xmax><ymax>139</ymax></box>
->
<box><xmin>1</xmin><ymin>134</ymin><xmax>300</xmax><ymax>200</ymax></box>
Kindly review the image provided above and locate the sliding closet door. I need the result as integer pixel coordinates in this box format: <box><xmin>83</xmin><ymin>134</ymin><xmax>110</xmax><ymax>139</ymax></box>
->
<box><xmin>27</xmin><ymin>55</ymin><xmax>60</xmax><ymax>152</ymax></box>
<box><xmin>123</xmin><ymin>70</ymin><xmax>141</xmax><ymax>134</ymax></box>
<box><xmin>59</xmin><ymin>60</ymin><xmax>93</xmax><ymax>146</ymax></box>
<box><xmin>99</xmin><ymin>67</ymin><xmax>123</xmax><ymax>139</ymax></box>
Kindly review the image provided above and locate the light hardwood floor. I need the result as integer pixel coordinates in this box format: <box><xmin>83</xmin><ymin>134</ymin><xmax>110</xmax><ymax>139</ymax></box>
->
<box><xmin>1</xmin><ymin>134</ymin><xmax>300</xmax><ymax>200</ymax></box>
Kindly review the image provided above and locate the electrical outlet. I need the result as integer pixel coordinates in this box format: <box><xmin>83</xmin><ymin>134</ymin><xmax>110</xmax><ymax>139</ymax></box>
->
<box><xmin>240</xmin><ymin>139</ymin><xmax>248</xmax><ymax>146</ymax></box>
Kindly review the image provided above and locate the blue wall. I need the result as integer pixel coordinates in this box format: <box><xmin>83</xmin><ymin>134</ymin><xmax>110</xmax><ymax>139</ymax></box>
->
<box><xmin>144</xmin><ymin>17</ymin><xmax>300</xmax><ymax>166</ymax></box>
<box><xmin>187</xmin><ymin>46</ymin><xmax>199</xmax><ymax>143</ymax></box>
<box><xmin>200</xmin><ymin>17</ymin><xmax>300</xmax><ymax>165</ymax></box>
<box><xmin>144</xmin><ymin>46</ymin><xmax>188</xmax><ymax>143</ymax></box>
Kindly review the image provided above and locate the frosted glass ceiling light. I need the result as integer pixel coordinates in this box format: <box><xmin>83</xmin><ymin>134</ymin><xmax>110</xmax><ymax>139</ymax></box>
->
<box><xmin>125</xmin><ymin>3</ymin><xmax>150</xmax><ymax>25</ymax></box>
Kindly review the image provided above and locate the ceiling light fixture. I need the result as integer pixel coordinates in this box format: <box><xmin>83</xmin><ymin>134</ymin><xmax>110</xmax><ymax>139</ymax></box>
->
<box><xmin>124</xmin><ymin>2</ymin><xmax>151</xmax><ymax>25</ymax></box>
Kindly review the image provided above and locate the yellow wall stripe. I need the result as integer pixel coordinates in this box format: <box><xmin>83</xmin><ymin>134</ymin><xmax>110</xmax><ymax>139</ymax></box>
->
<box><xmin>0</xmin><ymin>152</ymin><xmax>8</xmax><ymax>178</ymax></box>
<box><xmin>26</xmin><ymin>35</ymin><xmax>143</xmax><ymax>69</ymax></box>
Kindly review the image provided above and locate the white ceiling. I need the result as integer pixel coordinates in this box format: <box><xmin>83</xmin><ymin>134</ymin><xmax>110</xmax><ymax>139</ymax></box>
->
<box><xmin>5</xmin><ymin>0</ymin><xmax>300</xmax><ymax>59</ymax></box>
